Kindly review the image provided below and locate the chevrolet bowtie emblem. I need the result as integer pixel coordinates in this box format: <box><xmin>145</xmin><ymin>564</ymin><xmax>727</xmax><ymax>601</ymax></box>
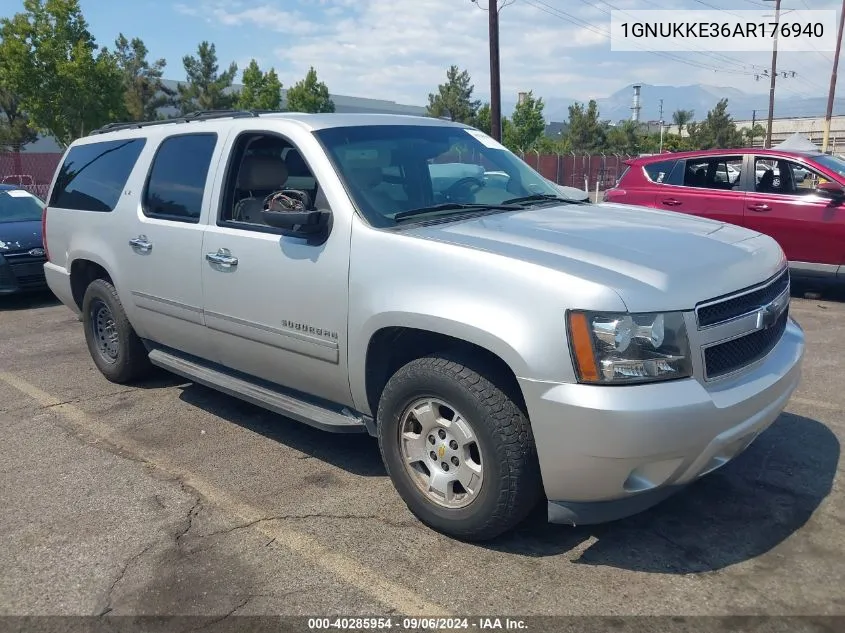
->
<box><xmin>437</xmin><ymin>445</ymin><xmax>446</xmax><ymax>458</ymax></box>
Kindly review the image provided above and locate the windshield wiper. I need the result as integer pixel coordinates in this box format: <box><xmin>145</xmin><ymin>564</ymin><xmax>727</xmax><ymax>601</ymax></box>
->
<box><xmin>393</xmin><ymin>202</ymin><xmax>522</xmax><ymax>222</ymax></box>
<box><xmin>501</xmin><ymin>193</ymin><xmax>574</xmax><ymax>206</ymax></box>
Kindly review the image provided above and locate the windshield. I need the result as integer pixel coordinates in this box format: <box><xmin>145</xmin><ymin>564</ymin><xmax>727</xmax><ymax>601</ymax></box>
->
<box><xmin>0</xmin><ymin>189</ymin><xmax>44</xmax><ymax>223</ymax></box>
<box><xmin>313</xmin><ymin>124</ymin><xmax>563</xmax><ymax>227</ymax></box>
<box><xmin>813</xmin><ymin>153</ymin><xmax>845</xmax><ymax>178</ymax></box>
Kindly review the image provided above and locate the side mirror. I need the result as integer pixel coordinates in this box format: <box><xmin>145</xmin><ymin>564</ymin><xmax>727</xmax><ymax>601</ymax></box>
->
<box><xmin>261</xmin><ymin>207</ymin><xmax>332</xmax><ymax>238</ymax></box>
<box><xmin>817</xmin><ymin>181</ymin><xmax>845</xmax><ymax>198</ymax></box>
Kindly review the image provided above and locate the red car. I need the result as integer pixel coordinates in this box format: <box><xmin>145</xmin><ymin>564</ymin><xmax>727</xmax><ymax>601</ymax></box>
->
<box><xmin>604</xmin><ymin>148</ymin><xmax>845</xmax><ymax>285</ymax></box>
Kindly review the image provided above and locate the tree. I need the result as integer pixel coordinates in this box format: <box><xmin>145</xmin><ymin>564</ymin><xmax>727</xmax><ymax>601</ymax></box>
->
<box><xmin>566</xmin><ymin>100</ymin><xmax>606</xmax><ymax>153</ymax></box>
<box><xmin>114</xmin><ymin>33</ymin><xmax>174</xmax><ymax>121</ymax></box>
<box><xmin>426</xmin><ymin>65</ymin><xmax>480</xmax><ymax>124</ymax></box>
<box><xmin>508</xmin><ymin>91</ymin><xmax>546</xmax><ymax>152</ymax></box>
<box><xmin>285</xmin><ymin>67</ymin><xmax>335</xmax><ymax>113</ymax></box>
<box><xmin>686</xmin><ymin>99</ymin><xmax>743</xmax><ymax>149</ymax></box>
<box><xmin>605</xmin><ymin>120</ymin><xmax>641</xmax><ymax>154</ymax></box>
<box><xmin>177</xmin><ymin>41</ymin><xmax>238</xmax><ymax>114</ymax></box>
<box><xmin>0</xmin><ymin>0</ymin><xmax>126</xmax><ymax>146</ymax></box>
<box><xmin>0</xmin><ymin>88</ymin><xmax>37</xmax><ymax>150</ymax></box>
<box><xmin>236</xmin><ymin>59</ymin><xmax>282</xmax><ymax>111</ymax></box>
<box><xmin>743</xmin><ymin>123</ymin><xmax>766</xmax><ymax>146</ymax></box>
<box><xmin>473</xmin><ymin>102</ymin><xmax>491</xmax><ymax>135</ymax></box>
<box><xmin>672</xmin><ymin>109</ymin><xmax>694</xmax><ymax>136</ymax></box>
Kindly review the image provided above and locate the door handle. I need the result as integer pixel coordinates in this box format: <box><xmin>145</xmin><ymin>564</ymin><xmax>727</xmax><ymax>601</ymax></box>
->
<box><xmin>748</xmin><ymin>203</ymin><xmax>771</xmax><ymax>212</ymax></box>
<box><xmin>661</xmin><ymin>198</ymin><xmax>682</xmax><ymax>206</ymax></box>
<box><xmin>128</xmin><ymin>235</ymin><xmax>152</xmax><ymax>252</ymax></box>
<box><xmin>206</xmin><ymin>248</ymin><xmax>238</xmax><ymax>268</ymax></box>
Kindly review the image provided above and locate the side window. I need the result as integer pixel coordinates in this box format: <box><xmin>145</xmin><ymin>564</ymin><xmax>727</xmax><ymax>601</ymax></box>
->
<box><xmin>219</xmin><ymin>132</ymin><xmax>325</xmax><ymax>229</ymax></box>
<box><xmin>49</xmin><ymin>138</ymin><xmax>146</xmax><ymax>212</ymax></box>
<box><xmin>755</xmin><ymin>157</ymin><xmax>826</xmax><ymax>196</ymax></box>
<box><xmin>682</xmin><ymin>156</ymin><xmax>742</xmax><ymax>190</ymax></box>
<box><xmin>643</xmin><ymin>159</ymin><xmax>677</xmax><ymax>184</ymax></box>
<box><xmin>143</xmin><ymin>134</ymin><xmax>217</xmax><ymax>223</ymax></box>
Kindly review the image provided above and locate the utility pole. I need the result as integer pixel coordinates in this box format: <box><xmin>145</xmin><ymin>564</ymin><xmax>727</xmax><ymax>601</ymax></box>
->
<box><xmin>751</xmin><ymin>109</ymin><xmax>757</xmax><ymax>147</ymax></box>
<box><xmin>764</xmin><ymin>0</ymin><xmax>781</xmax><ymax>148</ymax></box>
<box><xmin>658</xmin><ymin>99</ymin><xmax>665</xmax><ymax>153</ymax></box>
<box><xmin>822</xmin><ymin>0</ymin><xmax>845</xmax><ymax>153</ymax></box>
<box><xmin>488</xmin><ymin>0</ymin><xmax>502</xmax><ymax>141</ymax></box>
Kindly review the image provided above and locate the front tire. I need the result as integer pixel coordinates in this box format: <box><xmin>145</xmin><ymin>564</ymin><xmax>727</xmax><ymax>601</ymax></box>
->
<box><xmin>82</xmin><ymin>278</ymin><xmax>151</xmax><ymax>383</ymax></box>
<box><xmin>377</xmin><ymin>354</ymin><xmax>543</xmax><ymax>541</ymax></box>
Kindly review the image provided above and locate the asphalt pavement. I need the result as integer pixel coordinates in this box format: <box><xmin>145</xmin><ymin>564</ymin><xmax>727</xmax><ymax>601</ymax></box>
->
<box><xmin>0</xmin><ymin>288</ymin><xmax>842</xmax><ymax>625</ymax></box>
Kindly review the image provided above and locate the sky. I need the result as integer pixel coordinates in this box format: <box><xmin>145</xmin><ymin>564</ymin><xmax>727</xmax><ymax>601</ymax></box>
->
<box><xmin>0</xmin><ymin>0</ymin><xmax>841</xmax><ymax>107</ymax></box>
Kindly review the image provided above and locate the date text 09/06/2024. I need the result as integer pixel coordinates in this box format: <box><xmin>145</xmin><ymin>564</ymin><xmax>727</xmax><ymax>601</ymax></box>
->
<box><xmin>307</xmin><ymin>617</ymin><xmax>528</xmax><ymax>630</ymax></box>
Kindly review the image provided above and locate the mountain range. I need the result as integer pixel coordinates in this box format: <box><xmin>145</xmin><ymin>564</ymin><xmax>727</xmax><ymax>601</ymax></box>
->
<box><xmin>501</xmin><ymin>83</ymin><xmax>845</xmax><ymax>124</ymax></box>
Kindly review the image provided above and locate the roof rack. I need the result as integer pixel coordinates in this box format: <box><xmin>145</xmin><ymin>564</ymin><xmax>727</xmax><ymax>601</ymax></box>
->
<box><xmin>89</xmin><ymin>109</ymin><xmax>263</xmax><ymax>136</ymax></box>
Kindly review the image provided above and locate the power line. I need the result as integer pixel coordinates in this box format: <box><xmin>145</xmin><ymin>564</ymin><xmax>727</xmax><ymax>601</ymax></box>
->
<box><xmin>521</xmin><ymin>0</ymin><xmax>762</xmax><ymax>75</ymax></box>
<box><xmin>574</xmin><ymin>0</ymin><xmax>772</xmax><ymax>73</ymax></box>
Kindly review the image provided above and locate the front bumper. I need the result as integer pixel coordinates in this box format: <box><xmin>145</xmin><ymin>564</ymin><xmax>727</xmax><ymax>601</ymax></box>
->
<box><xmin>519</xmin><ymin>317</ymin><xmax>805</xmax><ymax>525</ymax></box>
<box><xmin>0</xmin><ymin>254</ymin><xmax>48</xmax><ymax>295</ymax></box>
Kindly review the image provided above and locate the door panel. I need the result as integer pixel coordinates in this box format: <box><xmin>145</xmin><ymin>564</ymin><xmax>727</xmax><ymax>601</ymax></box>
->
<box><xmin>743</xmin><ymin>156</ymin><xmax>845</xmax><ymax>266</ymax></box>
<box><xmin>119</xmin><ymin>132</ymin><xmax>223</xmax><ymax>358</ymax></box>
<box><xmin>200</xmin><ymin>128</ymin><xmax>353</xmax><ymax>407</ymax></box>
<box><xmin>654</xmin><ymin>155</ymin><xmax>746</xmax><ymax>226</ymax></box>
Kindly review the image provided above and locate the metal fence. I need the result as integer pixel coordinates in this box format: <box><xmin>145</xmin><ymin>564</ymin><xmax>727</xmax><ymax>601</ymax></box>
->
<box><xmin>0</xmin><ymin>150</ymin><xmax>632</xmax><ymax>201</ymax></box>
<box><xmin>0</xmin><ymin>152</ymin><xmax>62</xmax><ymax>199</ymax></box>
<box><xmin>517</xmin><ymin>151</ymin><xmax>633</xmax><ymax>192</ymax></box>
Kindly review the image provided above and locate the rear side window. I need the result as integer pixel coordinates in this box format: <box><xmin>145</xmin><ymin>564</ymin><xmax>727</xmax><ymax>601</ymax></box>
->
<box><xmin>49</xmin><ymin>138</ymin><xmax>146</xmax><ymax>212</ymax></box>
<box><xmin>643</xmin><ymin>159</ymin><xmax>677</xmax><ymax>184</ymax></box>
<box><xmin>143</xmin><ymin>133</ymin><xmax>217</xmax><ymax>223</ymax></box>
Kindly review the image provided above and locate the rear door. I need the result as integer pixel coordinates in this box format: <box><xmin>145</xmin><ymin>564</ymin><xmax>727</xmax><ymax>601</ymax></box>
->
<box><xmin>743</xmin><ymin>155</ymin><xmax>845</xmax><ymax>271</ymax></box>
<box><xmin>655</xmin><ymin>154</ymin><xmax>747</xmax><ymax>226</ymax></box>
<box><xmin>118</xmin><ymin>131</ymin><xmax>228</xmax><ymax>358</ymax></box>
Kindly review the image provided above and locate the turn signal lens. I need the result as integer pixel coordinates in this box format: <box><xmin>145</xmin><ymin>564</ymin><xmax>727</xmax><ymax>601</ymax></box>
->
<box><xmin>568</xmin><ymin>312</ymin><xmax>600</xmax><ymax>382</ymax></box>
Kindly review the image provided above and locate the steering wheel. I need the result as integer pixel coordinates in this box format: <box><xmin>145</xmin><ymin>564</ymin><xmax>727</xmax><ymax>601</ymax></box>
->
<box><xmin>442</xmin><ymin>177</ymin><xmax>484</xmax><ymax>202</ymax></box>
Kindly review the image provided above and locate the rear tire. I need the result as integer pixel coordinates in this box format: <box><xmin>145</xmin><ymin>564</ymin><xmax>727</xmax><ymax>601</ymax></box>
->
<box><xmin>82</xmin><ymin>278</ymin><xmax>151</xmax><ymax>383</ymax></box>
<box><xmin>377</xmin><ymin>354</ymin><xmax>543</xmax><ymax>541</ymax></box>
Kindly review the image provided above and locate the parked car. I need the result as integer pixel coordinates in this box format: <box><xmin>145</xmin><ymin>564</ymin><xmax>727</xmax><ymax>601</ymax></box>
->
<box><xmin>0</xmin><ymin>184</ymin><xmax>48</xmax><ymax>295</ymax></box>
<box><xmin>605</xmin><ymin>148</ymin><xmax>845</xmax><ymax>284</ymax></box>
<box><xmin>42</xmin><ymin>112</ymin><xmax>803</xmax><ymax>540</ymax></box>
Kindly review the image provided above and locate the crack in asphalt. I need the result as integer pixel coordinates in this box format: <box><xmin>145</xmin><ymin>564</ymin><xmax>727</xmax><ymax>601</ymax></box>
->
<box><xmin>176</xmin><ymin>490</ymin><xmax>203</xmax><ymax>544</ymax></box>
<box><xmin>98</xmin><ymin>544</ymin><xmax>153</xmax><ymax>616</ymax></box>
<box><xmin>178</xmin><ymin>596</ymin><xmax>251</xmax><ymax>633</ymax></box>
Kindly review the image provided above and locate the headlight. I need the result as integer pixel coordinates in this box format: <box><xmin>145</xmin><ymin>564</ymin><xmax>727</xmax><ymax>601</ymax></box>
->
<box><xmin>567</xmin><ymin>310</ymin><xmax>692</xmax><ymax>384</ymax></box>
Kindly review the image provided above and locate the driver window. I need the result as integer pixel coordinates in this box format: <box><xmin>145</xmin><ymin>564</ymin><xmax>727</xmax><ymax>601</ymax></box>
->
<box><xmin>754</xmin><ymin>157</ymin><xmax>825</xmax><ymax>197</ymax></box>
<box><xmin>219</xmin><ymin>133</ymin><xmax>326</xmax><ymax>229</ymax></box>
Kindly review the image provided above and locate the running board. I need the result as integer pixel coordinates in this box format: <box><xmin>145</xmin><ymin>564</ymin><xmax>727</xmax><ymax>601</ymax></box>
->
<box><xmin>147</xmin><ymin>348</ymin><xmax>369</xmax><ymax>434</ymax></box>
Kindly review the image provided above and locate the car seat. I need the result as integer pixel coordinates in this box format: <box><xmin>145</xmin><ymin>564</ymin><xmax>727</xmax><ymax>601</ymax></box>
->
<box><xmin>233</xmin><ymin>155</ymin><xmax>289</xmax><ymax>224</ymax></box>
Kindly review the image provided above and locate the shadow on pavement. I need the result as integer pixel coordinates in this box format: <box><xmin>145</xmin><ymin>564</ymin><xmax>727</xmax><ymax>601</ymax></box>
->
<box><xmin>176</xmin><ymin>382</ymin><xmax>386</xmax><ymax>478</ymax></box>
<box><xmin>483</xmin><ymin>413</ymin><xmax>839</xmax><ymax>571</ymax></box>
<box><xmin>0</xmin><ymin>289</ymin><xmax>59</xmax><ymax>311</ymax></box>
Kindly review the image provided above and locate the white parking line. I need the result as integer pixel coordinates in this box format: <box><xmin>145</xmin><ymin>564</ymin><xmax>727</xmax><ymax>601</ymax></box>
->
<box><xmin>0</xmin><ymin>371</ymin><xmax>450</xmax><ymax>617</ymax></box>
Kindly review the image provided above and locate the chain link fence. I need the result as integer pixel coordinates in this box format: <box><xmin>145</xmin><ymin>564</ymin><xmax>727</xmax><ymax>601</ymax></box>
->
<box><xmin>0</xmin><ymin>152</ymin><xmax>62</xmax><ymax>199</ymax></box>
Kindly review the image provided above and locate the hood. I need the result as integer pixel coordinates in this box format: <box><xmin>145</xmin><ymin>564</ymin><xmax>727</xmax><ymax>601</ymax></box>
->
<box><xmin>404</xmin><ymin>202</ymin><xmax>785</xmax><ymax>312</ymax></box>
<box><xmin>0</xmin><ymin>220</ymin><xmax>43</xmax><ymax>254</ymax></box>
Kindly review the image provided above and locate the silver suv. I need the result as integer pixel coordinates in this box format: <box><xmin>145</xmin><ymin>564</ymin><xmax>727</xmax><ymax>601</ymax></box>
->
<box><xmin>42</xmin><ymin>111</ymin><xmax>805</xmax><ymax>541</ymax></box>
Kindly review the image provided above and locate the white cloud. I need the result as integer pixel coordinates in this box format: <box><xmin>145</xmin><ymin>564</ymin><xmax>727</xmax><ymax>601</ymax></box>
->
<box><xmin>182</xmin><ymin>0</ymin><xmax>840</xmax><ymax>109</ymax></box>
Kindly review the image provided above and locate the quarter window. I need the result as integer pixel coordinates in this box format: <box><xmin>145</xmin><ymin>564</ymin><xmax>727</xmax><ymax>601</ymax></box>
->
<box><xmin>49</xmin><ymin>138</ymin><xmax>146</xmax><ymax>212</ymax></box>
<box><xmin>143</xmin><ymin>134</ymin><xmax>217</xmax><ymax>223</ymax></box>
<box><xmin>643</xmin><ymin>160</ymin><xmax>677</xmax><ymax>184</ymax></box>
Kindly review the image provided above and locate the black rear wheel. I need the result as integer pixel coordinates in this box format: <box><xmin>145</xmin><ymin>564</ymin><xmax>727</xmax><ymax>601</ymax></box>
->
<box><xmin>82</xmin><ymin>278</ymin><xmax>151</xmax><ymax>383</ymax></box>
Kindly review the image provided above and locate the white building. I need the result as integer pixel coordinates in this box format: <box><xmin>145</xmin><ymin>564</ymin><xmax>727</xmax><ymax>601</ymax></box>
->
<box><xmin>734</xmin><ymin>115</ymin><xmax>845</xmax><ymax>151</ymax></box>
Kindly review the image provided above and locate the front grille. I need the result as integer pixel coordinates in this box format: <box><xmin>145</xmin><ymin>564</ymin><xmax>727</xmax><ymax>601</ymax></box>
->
<box><xmin>697</xmin><ymin>268</ymin><xmax>790</xmax><ymax>328</ymax></box>
<box><xmin>704</xmin><ymin>310</ymin><xmax>789</xmax><ymax>378</ymax></box>
<box><xmin>1</xmin><ymin>258</ymin><xmax>47</xmax><ymax>289</ymax></box>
